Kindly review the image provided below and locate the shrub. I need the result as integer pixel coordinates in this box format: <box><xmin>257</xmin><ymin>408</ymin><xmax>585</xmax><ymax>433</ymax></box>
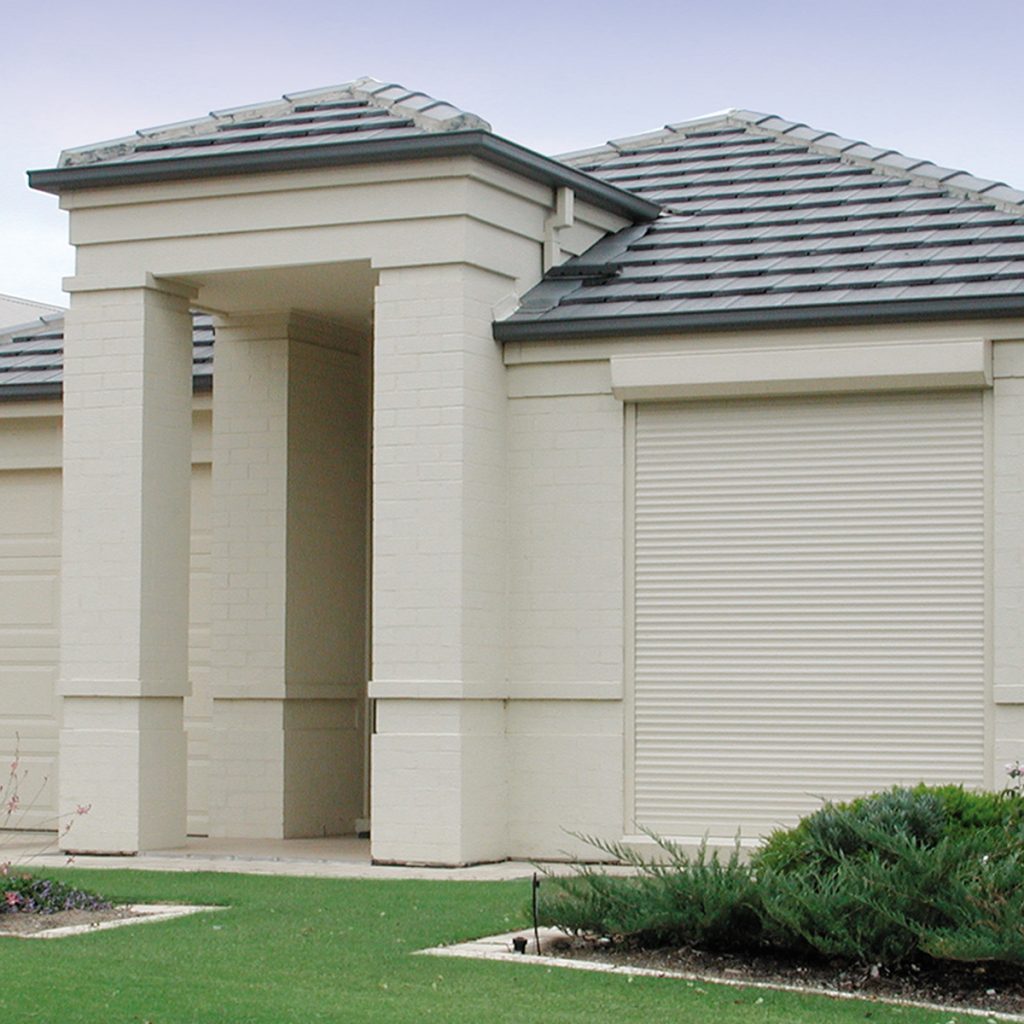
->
<box><xmin>539</xmin><ymin>785</ymin><xmax>1024</xmax><ymax>968</ymax></box>
<box><xmin>912</xmin><ymin>847</ymin><xmax>1024</xmax><ymax>962</ymax></box>
<box><xmin>757</xmin><ymin>825</ymin><xmax>993</xmax><ymax>964</ymax></box>
<box><xmin>537</xmin><ymin>833</ymin><xmax>764</xmax><ymax>951</ymax></box>
<box><xmin>753</xmin><ymin>784</ymin><xmax>1024</xmax><ymax>874</ymax></box>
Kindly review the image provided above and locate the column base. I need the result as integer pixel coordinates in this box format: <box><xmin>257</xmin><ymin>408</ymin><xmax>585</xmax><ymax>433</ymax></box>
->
<box><xmin>59</xmin><ymin>695</ymin><xmax>186</xmax><ymax>853</ymax></box>
<box><xmin>370</xmin><ymin>697</ymin><xmax>507</xmax><ymax>865</ymax></box>
<box><xmin>208</xmin><ymin>697</ymin><xmax>363</xmax><ymax>839</ymax></box>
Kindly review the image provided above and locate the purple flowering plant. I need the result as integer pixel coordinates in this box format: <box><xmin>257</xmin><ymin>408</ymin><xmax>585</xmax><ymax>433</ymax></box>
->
<box><xmin>1</xmin><ymin>736</ymin><xmax>103</xmax><ymax>914</ymax></box>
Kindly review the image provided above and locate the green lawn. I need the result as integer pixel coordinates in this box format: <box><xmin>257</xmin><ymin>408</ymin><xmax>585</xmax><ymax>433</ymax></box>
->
<box><xmin>0</xmin><ymin>869</ymin><xmax>967</xmax><ymax>1023</ymax></box>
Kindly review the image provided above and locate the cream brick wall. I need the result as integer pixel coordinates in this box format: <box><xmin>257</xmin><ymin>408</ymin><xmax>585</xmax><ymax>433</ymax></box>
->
<box><xmin>184</xmin><ymin>454</ymin><xmax>212</xmax><ymax>834</ymax></box>
<box><xmin>207</xmin><ymin>317</ymin><xmax>289</xmax><ymax>838</ymax></box>
<box><xmin>209</xmin><ymin>314</ymin><xmax>368</xmax><ymax>839</ymax></box>
<box><xmin>506</xmin><ymin>702</ymin><xmax>622</xmax><ymax>859</ymax></box>
<box><xmin>284</xmin><ymin>335</ymin><xmax>368</xmax><ymax>836</ymax></box>
<box><xmin>507</xmin><ymin>391</ymin><xmax>624</xmax><ymax>690</ymax></box>
<box><xmin>59</xmin><ymin>283</ymin><xmax>194</xmax><ymax>851</ymax></box>
<box><xmin>503</xmin><ymin>383</ymin><xmax>626</xmax><ymax>857</ymax></box>
<box><xmin>372</xmin><ymin>264</ymin><xmax>510</xmax><ymax>687</ymax></box>
<box><xmin>370</xmin><ymin>263</ymin><xmax>513</xmax><ymax>864</ymax></box>
<box><xmin>0</xmin><ymin>400</ymin><xmax>218</xmax><ymax>837</ymax></box>
<box><xmin>372</xmin><ymin>699</ymin><xmax>506</xmax><ymax>864</ymax></box>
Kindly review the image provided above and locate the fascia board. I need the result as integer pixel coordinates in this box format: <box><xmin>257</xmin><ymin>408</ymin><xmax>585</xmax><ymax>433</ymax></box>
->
<box><xmin>28</xmin><ymin>132</ymin><xmax>660</xmax><ymax>223</ymax></box>
<box><xmin>493</xmin><ymin>296</ymin><xmax>1024</xmax><ymax>342</ymax></box>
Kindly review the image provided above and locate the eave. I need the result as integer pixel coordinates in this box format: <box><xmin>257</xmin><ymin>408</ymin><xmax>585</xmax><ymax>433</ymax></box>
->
<box><xmin>493</xmin><ymin>294</ymin><xmax>1024</xmax><ymax>342</ymax></box>
<box><xmin>27</xmin><ymin>131</ymin><xmax>661</xmax><ymax>224</ymax></box>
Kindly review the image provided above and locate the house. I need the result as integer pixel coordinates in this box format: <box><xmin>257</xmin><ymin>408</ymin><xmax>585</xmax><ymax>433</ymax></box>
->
<box><xmin>4</xmin><ymin>77</ymin><xmax>1024</xmax><ymax>865</ymax></box>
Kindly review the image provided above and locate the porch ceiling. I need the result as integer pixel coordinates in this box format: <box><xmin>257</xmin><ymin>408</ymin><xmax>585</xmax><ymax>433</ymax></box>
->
<box><xmin>181</xmin><ymin>260</ymin><xmax>376</xmax><ymax>332</ymax></box>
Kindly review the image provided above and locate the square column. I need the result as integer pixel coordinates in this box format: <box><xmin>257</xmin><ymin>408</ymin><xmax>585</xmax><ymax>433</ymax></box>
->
<box><xmin>370</xmin><ymin>264</ymin><xmax>513</xmax><ymax>865</ymax></box>
<box><xmin>58</xmin><ymin>280</ymin><xmax>195</xmax><ymax>853</ymax></box>
<box><xmin>207</xmin><ymin>313</ymin><xmax>368</xmax><ymax>838</ymax></box>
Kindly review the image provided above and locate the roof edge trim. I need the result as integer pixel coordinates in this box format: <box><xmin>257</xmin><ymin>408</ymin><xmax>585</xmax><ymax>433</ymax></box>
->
<box><xmin>28</xmin><ymin>131</ymin><xmax>661</xmax><ymax>222</ymax></box>
<box><xmin>0</xmin><ymin>374</ymin><xmax>213</xmax><ymax>404</ymax></box>
<box><xmin>493</xmin><ymin>295</ymin><xmax>1024</xmax><ymax>342</ymax></box>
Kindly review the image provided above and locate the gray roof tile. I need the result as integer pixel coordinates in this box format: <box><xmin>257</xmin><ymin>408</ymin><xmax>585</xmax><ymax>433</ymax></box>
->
<box><xmin>503</xmin><ymin>110</ymin><xmax>1024</xmax><ymax>334</ymax></box>
<box><xmin>57</xmin><ymin>77</ymin><xmax>491</xmax><ymax>169</ymax></box>
<box><xmin>0</xmin><ymin>313</ymin><xmax>213</xmax><ymax>398</ymax></box>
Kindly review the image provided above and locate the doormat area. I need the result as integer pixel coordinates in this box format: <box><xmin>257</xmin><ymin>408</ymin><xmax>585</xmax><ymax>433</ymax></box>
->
<box><xmin>0</xmin><ymin>903</ymin><xmax>227</xmax><ymax>939</ymax></box>
<box><xmin>417</xmin><ymin>928</ymin><xmax>1024</xmax><ymax>1023</ymax></box>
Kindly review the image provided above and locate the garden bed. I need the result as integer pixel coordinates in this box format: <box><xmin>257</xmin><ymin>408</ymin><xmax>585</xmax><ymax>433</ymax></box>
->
<box><xmin>554</xmin><ymin>938</ymin><xmax>1024</xmax><ymax>1018</ymax></box>
<box><xmin>535</xmin><ymin>784</ymin><xmax>1024</xmax><ymax>1021</ymax></box>
<box><xmin>0</xmin><ymin>902</ymin><xmax>225</xmax><ymax>938</ymax></box>
<box><xmin>0</xmin><ymin>904</ymin><xmax>138</xmax><ymax>936</ymax></box>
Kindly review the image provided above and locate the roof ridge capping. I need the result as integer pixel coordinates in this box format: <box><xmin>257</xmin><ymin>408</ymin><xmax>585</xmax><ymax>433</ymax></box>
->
<box><xmin>561</xmin><ymin>107</ymin><xmax>1024</xmax><ymax>216</ymax></box>
<box><xmin>58</xmin><ymin>76</ymin><xmax>491</xmax><ymax>167</ymax></box>
<box><xmin>338</xmin><ymin>77</ymin><xmax>492</xmax><ymax>134</ymax></box>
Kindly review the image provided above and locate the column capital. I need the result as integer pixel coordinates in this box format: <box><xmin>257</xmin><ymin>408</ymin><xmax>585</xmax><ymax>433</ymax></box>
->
<box><xmin>62</xmin><ymin>271</ymin><xmax>198</xmax><ymax>300</ymax></box>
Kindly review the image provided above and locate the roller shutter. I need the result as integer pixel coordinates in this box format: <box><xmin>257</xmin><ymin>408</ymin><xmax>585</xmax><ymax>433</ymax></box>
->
<box><xmin>632</xmin><ymin>390</ymin><xmax>986</xmax><ymax>842</ymax></box>
<box><xmin>0</xmin><ymin>468</ymin><xmax>61</xmax><ymax>828</ymax></box>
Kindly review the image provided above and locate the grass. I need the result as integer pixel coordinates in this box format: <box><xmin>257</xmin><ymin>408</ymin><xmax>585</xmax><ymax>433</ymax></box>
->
<box><xmin>0</xmin><ymin>868</ymin><xmax>976</xmax><ymax>1024</ymax></box>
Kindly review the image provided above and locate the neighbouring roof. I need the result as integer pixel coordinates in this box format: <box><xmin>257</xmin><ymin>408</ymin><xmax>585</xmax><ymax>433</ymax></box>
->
<box><xmin>495</xmin><ymin>110</ymin><xmax>1024</xmax><ymax>339</ymax></box>
<box><xmin>27</xmin><ymin>78</ymin><xmax>656</xmax><ymax>222</ymax></box>
<box><xmin>0</xmin><ymin>312</ymin><xmax>213</xmax><ymax>400</ymax></box>
<box><xmin>0</xmin><ymin>293</ymin><xmax>64</xmax><ymax>329</ymax></box>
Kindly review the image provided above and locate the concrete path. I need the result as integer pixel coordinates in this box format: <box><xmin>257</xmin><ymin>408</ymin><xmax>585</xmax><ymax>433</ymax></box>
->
<box><xmin>0</xmin><ymin>832</ymin><xmax>551</xmax><ymax>880</ymax></box>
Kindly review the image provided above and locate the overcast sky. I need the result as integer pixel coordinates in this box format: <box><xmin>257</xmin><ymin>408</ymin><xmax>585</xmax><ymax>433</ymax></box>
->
<box><xmin>4</xmin><ymin>0</ymin><xmax>1023</xmax><ymax>307</ymax></box>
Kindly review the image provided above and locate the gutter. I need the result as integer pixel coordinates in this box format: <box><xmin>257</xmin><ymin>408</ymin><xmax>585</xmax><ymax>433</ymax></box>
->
<box><xmin>0</xmin><ymin>375</ymin><xmax>213</xmax><ymax>404</ymax></box>
<box><xmin>0</xmin><ymin>384</ymin><xmax>63</xmax><ymax>401</ymax></box>
<box><xmin>27</xmin><ymin>131</ymin><xmax>661</xmax><ymax>224</ymax></box>
<box><xmin>493</xmin><ymin>295</ymin><xmax>1024</xmax><ymax>342</ymax></box>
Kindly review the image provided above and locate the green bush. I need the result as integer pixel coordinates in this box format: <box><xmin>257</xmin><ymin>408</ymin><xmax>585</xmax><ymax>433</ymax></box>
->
<box><xmin>912</xmin><ymin>847</ymin><xmax>1024</xmax><ymax>962</ymax></box>
<box><xmin>539</xmin><ymin>786</ymin><xmax>1024</xmax><ymax>968</ymax></box>
<box><xmin>757</xmin><ymin>825</ymin><xmax>997</xmax><ymax>964</ymax></box>
<box><xmin>753</xmin><ymin>784</ymin><xmax>1024</xmax><ymax>874</ymax></box>
<box><xmin>537</xmin><ymin>833</ymin><xmax>764</xmax><ymax>951</ymax></box>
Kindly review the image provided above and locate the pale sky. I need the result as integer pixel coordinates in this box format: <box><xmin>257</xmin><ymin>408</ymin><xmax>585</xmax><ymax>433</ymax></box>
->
<box><xmin>4</xmin><ymin>0</ymin><xmax>1023</xmax><ymax>307</ymax></box>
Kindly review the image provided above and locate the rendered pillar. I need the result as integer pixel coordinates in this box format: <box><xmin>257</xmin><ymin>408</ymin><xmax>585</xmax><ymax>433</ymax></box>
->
<box><xmin>370</xmin><ymin>264</ymin><xmax>512</xmax><ymax>865</ymax></box>
<box><xmin>207</xmin><ymin>313</ymin><xmax>367</xmax><ymax>838</ymax></box>
<box><xmin>58</xmin><ymin>281</ymin><xmax>194</xmax><ymax>853</ymax></box>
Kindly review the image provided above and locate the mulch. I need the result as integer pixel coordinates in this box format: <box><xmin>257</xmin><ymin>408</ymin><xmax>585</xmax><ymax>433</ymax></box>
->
<box><xmin>554</xmin><ymin>939</ymin><xmax>1024</xmax><ymax>1017</ymax></box>
<box><xmin>0</xmin><ymin>905</ymin><xmax>139</xmax><ymax>936</ymax></box>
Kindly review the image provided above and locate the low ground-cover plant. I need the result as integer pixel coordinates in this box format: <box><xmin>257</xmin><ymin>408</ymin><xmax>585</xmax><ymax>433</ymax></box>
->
<box><xmin>0</xmin><ymin>869</ymin><xmax>110</xmax><ymax>914</ymax></box>
<box><xmin>538</xmin><ymin>783</ymin><xmax>1024</xmax><ymax>968</ymax></box>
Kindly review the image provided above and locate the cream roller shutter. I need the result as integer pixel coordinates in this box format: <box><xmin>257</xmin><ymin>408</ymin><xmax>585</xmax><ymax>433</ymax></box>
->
<box><xmin>632</xmin><ymin>390</ymin><xmax>986</xmax><ymax>843</ymax></box>
<box><xmin>0</xmin><ymin>468</ymin><xmax>61</xmax><ymax>828</ymax></box>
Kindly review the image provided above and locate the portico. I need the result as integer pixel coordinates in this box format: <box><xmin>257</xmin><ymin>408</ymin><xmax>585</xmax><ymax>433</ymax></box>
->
<box><xmin>29</xmin><ymin>81</ymin><xmax>646</xmax><ymax>863</ymax></box>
